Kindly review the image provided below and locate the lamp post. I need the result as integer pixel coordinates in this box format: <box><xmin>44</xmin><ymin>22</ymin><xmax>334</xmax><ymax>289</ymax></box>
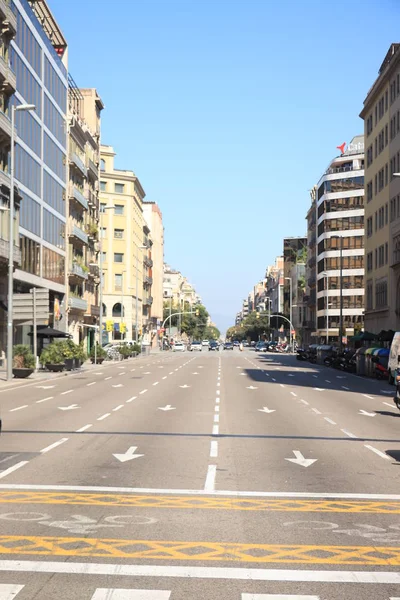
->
<box><xmin>285</xmin><ymin>277</ymin><xmax>293</xmax><ymax>350</ymax></box>
<box><xmin>129</xmin><ymin>244</ymin><xmax>147</xmax><ymax>343</ymax></box>
<box><xmin>331</xmin><ymin>235</ymin><xmax>344</xmax><ymax>352</ymax></box>
<box><xmin>7</xmin><ymin>103</ymin><xmax>36</xmax><ymax>381</ymax></box>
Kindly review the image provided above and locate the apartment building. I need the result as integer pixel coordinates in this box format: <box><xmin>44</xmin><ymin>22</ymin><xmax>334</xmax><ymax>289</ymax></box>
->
<box><xmin>11</xmin><ymin>0</ymin><xmax>68</xmax><ymax>344</ymax></box>
<box><xmin>361</xmin><ymin>44</ymin><xmax>400</xmax><ymax>333</ymax></box>
<box><xmin>304</xmin><ymin>186</ymin><xmax>317</xmax><ymax>345</ymax></box>
<box><xmin>142</xmin><ymin>222</ymin><xmax>153</xmax><ymax>343</ymax></box>
<box><xmin>66</xmin><ymin>79</ymin><xmax>103</xmax><ymax>349</ymax></box>
<box><xmin>315</xmin><ymin>137</ymin><xmax>365</xmax><ymax>342</ymax></box>
<box><xmin>99</xmin><ymin>145</ymin><xmax>145</xmax><ymax>342</ymax></box>
<box><xmin>143</xmin><ymin>201</ymin><xmax>164</xmax><ymax>339</ymax></box>
<box><xmin>163</xmin><ymin>265</ymin><xmax>200</xmax><ymax>306</ymax></box>
<box><xmin>265</xmin><ymin>257</ymin><xmax>284</xmax><ymax>316</ymax></box>
<box><xmin>0</xmin><ymin>0</ymin><xmax>19</xmax><ymax>352</ymax></box>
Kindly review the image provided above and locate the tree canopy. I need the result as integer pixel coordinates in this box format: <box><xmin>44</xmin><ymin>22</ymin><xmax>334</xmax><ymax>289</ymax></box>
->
<box><xmin>162</xmin><ymin>301</ymin><xmax>217</xmax><ymax>340</ymax></box>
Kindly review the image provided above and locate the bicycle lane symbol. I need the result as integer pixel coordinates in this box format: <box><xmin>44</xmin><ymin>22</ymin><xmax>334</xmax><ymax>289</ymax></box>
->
<box><xmin>0</xmin><ymin>512</ymin><xmax>158</xmax><ymax>535</ymax></box>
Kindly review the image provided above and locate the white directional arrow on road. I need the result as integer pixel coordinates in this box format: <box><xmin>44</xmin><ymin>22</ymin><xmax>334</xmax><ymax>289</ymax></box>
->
<box><xmin>180</xmin><ymin>385</ymin><xmax>190</xmax><ymax>388</ymax></box>
<box><xmin>285</xmin><ymin>450</ymin><xmax>318</xmax><ymax>468</ymax></box>
<box><xmin>58</xmin><ymin>404</ymin><xmax>79</xmax><ymax>411</ymax></box>
<box><xmin>112</xmin><ymin>384</ymin><xmax>124</xmax><ymax>388</ymax></box>
<box><xmin>247</xmin><ymin>386</ymin><xmax>258</xmax><ymax>390</ymax></box>
<box><xmin>113</xmin><ymin>446</ymin><xmax>144</xmax><ymax>463</ymax></box>
<box><xmin>359</xmin><ymin>409</ymin><xmax>376</xmax><ymax>417</ymax></box>
<box><xmin>36</xmin><ymin>385</ymin><xmax>55</xmax><ymax>389</ymax></box>
<box><xmin>258</xmin><ymin>406</ymin><xmax>276</xmax><ymax>414</ymax></box>
<box><xmin>158</xmin><ymin>405</ymin><xmax>176</xmax><ymax>411</ymax></box>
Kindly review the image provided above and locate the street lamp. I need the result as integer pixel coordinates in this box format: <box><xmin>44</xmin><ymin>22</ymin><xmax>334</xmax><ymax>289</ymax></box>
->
<box><xmin>285</xmin><ymin>277</ymin><xmax>293</xmax><ymax>350</ymax></box>
<box><xmin>129</xmin><ymin>243</ymin><xmax>147</xmax><ymax>343</ymax></box>
<box><xmin>7</xmin><ymin>103</ymin><xmax>36</xmax><ymax>381</ymax></box>
<box><xmin>331</xmin><ymin>235</ymin><xmax>344</xmax><ymax>352</ymax></box>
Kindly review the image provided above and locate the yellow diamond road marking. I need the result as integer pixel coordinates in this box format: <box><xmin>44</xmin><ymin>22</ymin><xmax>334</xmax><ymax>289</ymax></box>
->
<box><xmin>0</xmin><ymin>492</ymin><xmax>399</xmax><ymax>513</ymax></box>
<box><xmin>0</xmin><ymin>535</ymin><xmax>400</xmax><ymax>565</ymax></box>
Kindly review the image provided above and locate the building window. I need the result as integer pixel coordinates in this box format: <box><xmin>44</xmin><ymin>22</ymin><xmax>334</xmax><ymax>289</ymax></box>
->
<box><xmin>100</xmin><ymin>181</ymin><xmax>106</xmax><ymax>191</ymax></box>
<box><xmin>101</xmin><ymin>252</ymin><xmax>106</xmax><ymax>263</ymax></box>
<box><xmin>114</xmin><ymin>204</ymin><xmax>124</xmax><ymax>215</ymax></box>
<box><xmin>100</xmin><ymin>203</ymin><xmax>106</xmax><ymax>213</ymax></box>
<box><xmin>101</xmin><ymin>227</ymin><xmax>106</xmax><ymax>238</ymax></box>
<box><xmin>112</xmin><ymin>302</ymin><xmax>122</xmax><ymax>316</ymax></box>
<box><xmin>385</xmin><ymin>242</ymin><xmax>389</xmax><ymax>264</ymax></box>
<box><xmin>115</xmin><ymin>183</ymin><xmax>124</xmax><ymax>194</ymax></box>
<box><xmin>367</xmin><ymin>181</ymin><xmax>373</xmax><ymax>202</ymax></box>
<box><xmin>114</xmin><ymin>228</ymin><xmax>124</xmax><ymax>239</ymax></box>
<box><xmin>367</xmin><ymin>217</ymin><xmax>373</xmax><ymax>237</ymax></box>
<box><xmin>376</xmin><ymin>280</ymin><xmax>388</xmax><ymax>308</ymax></box>
<box><xmin>114</xmin><ymin>275</ymin><xmax>122</xmax><ymax>291</ymax></box>
<box><xmin>366</xmin><ymin>280</ymin><xmax>373</xmax><ymax>310</ymax></box>
<box><xmin>367</xmin><ymin>252</ymin><xmax>373</xmax><ymax>272</ymax></box>
<box><xmin>114</xmin><ymin>252</ymin><xmax>124</xmax><ymax>263</ymax></box>
<box><xmin>100</xmin><ymin>159</ymin><xmax>105</xmax><ymax>171</ymax></box>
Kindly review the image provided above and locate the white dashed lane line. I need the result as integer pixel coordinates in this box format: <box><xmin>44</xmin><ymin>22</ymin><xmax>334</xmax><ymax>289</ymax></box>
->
<box><xmin>86</xmin><ymin>382</ymin><xmax>96</xmax><ymax>387</ymax></box>
<box><xmin>97</xmin><ymin>413</ymin><xmax>110</xmax><ymax>421</ymax></box>
<box><xmin>9</xmin><ymin>405</ymin><xmax>28</xmax><ymax>412</ymax></box>
<box><xmin>40</xmin><ymin>438</ymin><xmax>68</xmax><ymax>454</ymax></box>
<box><xmin>311</xmin><ymin>408</ymin><xmax>321</xmax><ymax>414</ymax></box>
<box><xmin>341</xmin><ymin>429</ymin><xmax>357</xmax><ymax>438</ymax></box>
<box><xmin>210</xmin><ymin>441</ymin><xmax>218</xmax><ymax>458</ymax></box>
<box><xmin>36</xmin><ymin>397</ymin><xmax>53</xmax><ymax>404</ymax></box>
<box><xmin>113</xmin><ymin>405</ymin><xmax>124</xmax><ymax>412</ymax></box>
<box><xmin>105</xmin><ymin>376</ymin><xmax>112</xmax><ymax>381</ymax></box>
<box><xmin>324</xmin><ymin>417</ymin><xmax>337</xmax><ymax>425</ymax></box>
<box><xmin>365</xmin><ymin>445</ymin><xmax>391</xmax><ymax>461</ymax></box>
<box><xmin>76</xmin><ymin>424</ymin><xmax>92</xmax><ymax>432</ymax></box>
<box><xmin>139</xmin><ymin>389</ymin><xmax>148</xmax><ymax>395</ymax></box>
<box><xmin>126</xmin><ymin>396</ymin><xmax>137</xmax><ymax>403</ymax></box>
<box><xmin>61</xmin><ymin>389</ymin><xmax>73</xmax><ymax>395</ymax></box>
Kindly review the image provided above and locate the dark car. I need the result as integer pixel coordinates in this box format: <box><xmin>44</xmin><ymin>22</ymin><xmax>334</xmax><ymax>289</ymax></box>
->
<box><xmin>255</xmin><ymin>341</ymin><xmax>268</xmax><ymax>352</ymax></box>
<box><xmin>233</xmin><ymin>340</ymin><xmax>240</xmax><ymax>347</ymax></box>
<box><xmin>209</xmin><ymin>341</ymin><xmax>219</xmax><ymax>351</ymax></box>
<box><xmin>223</xmin><ymin>342</ymin><xmax>234</xmax><ymax>350</ymax></box>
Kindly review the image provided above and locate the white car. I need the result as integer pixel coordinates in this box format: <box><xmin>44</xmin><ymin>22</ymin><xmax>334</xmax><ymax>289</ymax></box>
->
<box><xmin>190</xmin><ymin>341</ymin><xmax>202</xmax><ymax>351</ymax></box>
<box><xmin>173</xmin><ymin>342</ymin><xmax>186</xmax><ymax>352</ymax></box>
<box><xmin>202</xmin><ymin>340</ymin><xmax>210</xmax><ymax>347</ymax></box>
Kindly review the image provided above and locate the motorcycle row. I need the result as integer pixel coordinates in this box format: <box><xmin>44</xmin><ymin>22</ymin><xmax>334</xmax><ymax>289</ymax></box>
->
<box><xmin>296</xmin><ymin>347</ymin><xmax>357</xmax><ymax>373</ymax></box>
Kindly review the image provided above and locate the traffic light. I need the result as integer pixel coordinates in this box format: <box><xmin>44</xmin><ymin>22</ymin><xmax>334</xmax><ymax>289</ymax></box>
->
<box><xmin>120</xmin><ymin>322</ymin><xmax>126</xmax><ymax>334</ymax></box>
<box><xmin>106</xmin><ymin>320</ymin><xmax>113</xmax><ymax>332</ymax></box>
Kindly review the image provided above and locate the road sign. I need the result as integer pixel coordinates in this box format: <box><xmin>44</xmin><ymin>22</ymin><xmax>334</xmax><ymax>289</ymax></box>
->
<box><xmin>13</xmin><ymin>288</ymin><xmax>49</xmax><ymax>322</ymax></box>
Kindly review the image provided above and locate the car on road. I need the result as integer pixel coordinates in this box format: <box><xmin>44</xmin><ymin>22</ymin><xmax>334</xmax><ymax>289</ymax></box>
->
<box><xmin>189</xmin><ymin>341</ymin><xmax>202</xmax><ymax>351</ymax></box>
<box><xmin>223</xmin><ymin>342</ymin><xmax>234</xmax><ymax>350</ymax></box>
<box><xmin>202</xmin><ymin>340</ymin><xmax>210</xmax><ymax>347</ymax></box>
<box><xmin>255</xmin><ymin>341</ymin><xmax>268</xmax><ymax>352</ymax></box>
<box><xmin>209</xmin><ymin>341</ymin><xmax>219</xmax><ymax>351</ymax></box>
<box><xmin>173</xmin><ymin>342</ymin><xmax>186</xmax><ymax>352</ymax></box>
<box><xmin>233</xmin><ymin>340</ymin><xmax>240</xmax><ymax>347</ymax></box>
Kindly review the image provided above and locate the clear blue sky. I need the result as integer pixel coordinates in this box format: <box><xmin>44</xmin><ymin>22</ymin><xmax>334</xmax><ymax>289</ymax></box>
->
<box><xmin>54</xmin><ymin>0</ymin><xmax>399</xmax><ymax>333</ymax></box>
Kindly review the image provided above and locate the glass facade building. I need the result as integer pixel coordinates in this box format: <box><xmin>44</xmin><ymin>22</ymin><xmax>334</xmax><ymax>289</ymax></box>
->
<box><xmin>11</xmin><ymin>0</ymin><xmax>68</xmax><ymax>326</ymax></box>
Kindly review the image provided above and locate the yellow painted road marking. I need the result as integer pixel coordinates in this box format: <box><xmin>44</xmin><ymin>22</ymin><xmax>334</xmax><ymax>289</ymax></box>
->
<box><xmin>0</xmin><ymin>535</ymin><xmax>400</xmax><ymax>565</ymax></box>
<box><xmin>0</xmin><ymin>492</ymin><xmax>399</xmax><ymax>513</ymax></box>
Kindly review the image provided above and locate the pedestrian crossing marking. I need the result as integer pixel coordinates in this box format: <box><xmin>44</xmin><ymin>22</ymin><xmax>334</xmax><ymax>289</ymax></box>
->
<box><xmin>0</xmin><ymin>584</ymin><xmax>24</xmax><ymax>599</ymax></box>
<box><xmin>92</xmin><ymin>591</ymin><xmax>171</xmax><ymax>599</ymax></box>
<box><xmin>1</xmin><ymin>491</ymin><xmax>399</xmax><ymax>513</ymax></box>
<box><xmin>1</xmin><ymin>535</ymin><xmax>400</xmax><ymax>565</ymax></box>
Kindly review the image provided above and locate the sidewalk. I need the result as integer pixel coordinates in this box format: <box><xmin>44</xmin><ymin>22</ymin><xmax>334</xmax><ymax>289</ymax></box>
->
<box><xmin>0</xmin><ymin>349</ymin><xmax>160</xmax><ymax>391</ymax></box>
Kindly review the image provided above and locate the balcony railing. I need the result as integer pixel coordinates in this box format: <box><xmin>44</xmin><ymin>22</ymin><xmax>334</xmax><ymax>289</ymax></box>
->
<box><xmin>144</xmin><ymin>276</ymin><xmax>153</xmax><ymax>285</ymax></box>
<box><xmin>69</xmin><ymin>262</ymin><xmax>88</xmax><ymax>280</ymax></box>
<box><xmin>143</xmin><ymin>255</ymin><xmax>153</xmax><ymax>267</ymax></box>
<box><xmin>0</xmin><ymin>110</ymin><xmax>13</xmax><ymax>141</ymax></box>
<box><xmin>68</xmin><ymin>296</ymin><xmax>88</xmax><ymax>311</ymax></box>
<box><xmin>69</xmin><ymin>222</ymin><xmax>88</xmax><ymax>244</ymax></box>
<box><xmin>0</xmin><ymin>0</ymin><xmax>17</xmax><ymax>34</ymax></box>
<box><xmin>90</xmin><ymin>304</ymin><xmax>100</xmax><ymax>317</ymax></box>
<box><xmin>70</xmin><ymin>152</ymin><xmax>87</xmax><ymax>176</ymax></box>
<box><xmin>69</xmin><ymin>185</ymin><xmax>88</xmax><ymax>210</ymax></box>
<box><xmin>87</xmin><ymin>158</ymin><xmax>98</xmax><ymax>178</ymax></box>
<box><xmin>325</xmin><ymin>164</ymin><xmax>363</xmax><ymax>175</ymax></box>
<box><xmin>143</xmin><ymin>296</ymin><xmax>153</xmax><ymax>306</ymax></box>
<box><xmin>0</xmin><ymin>54</ymin><xmax>16</xmax><ymax>92</ymax></box>
<box><xmin>0</xmin><ymin>237</ymin><xmax>20</xmax><ymax>264</ymax></box>
<box><xmin>308</xmin><ymin>234</ymin><xmax>316</xmax><ymax>248</ymax></box>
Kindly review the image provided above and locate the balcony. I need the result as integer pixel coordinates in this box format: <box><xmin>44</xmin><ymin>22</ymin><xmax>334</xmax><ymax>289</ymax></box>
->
<box><xmin>143</xmin><ymin>296</ymin><xmax>153</xmax><ymax>306</ymax></box>
<box><xmin>0</xmin><ymin>110</ymin><xmax>14</xmax><ymax>142</ymax></box>
<box><xmin>0</xmin><ymin>54</ymin><xmax>16</xmax><ymax>93</ymax></box>
<box><xmin>144</xmin><ymin>276</ymin><xmax>153</xmax><ymax>285</ymax></box>
<box><xmin>70</xmin><ymin>152</ymin><xmax>87</xmax><ymax>177</ymax></box>
<box><xmin>69</xmin><ymin>221</ymin><xmax>88</xmax><ymax>245</ymax></box>
<box><xmin>69</xmin><ymin>262</ymin><xmax>88</xmax><ymax>280</ymax></box>
<box><xmin>308</xmin><ymin>275</ymin><xmax>316</xmax><ymax>287</ymax></box>
<box><xmin>68</xmin><ymin>296</ymin><xmax>88</xmax><ymax>312</ymax></box>
<box><xmin>308</xmin><ymin>234</ymin><xmax>316</xmax><ymax>248</ymax></box>
<box><xmin>325</xmin><ymin>164</ymin><xmax>363</xmax><ymax>175</ymax></box>
<box><xmin>143</xmin><ymin>255</ymin><xmax>153</xmax><ymax>267</ymax></box>
<box><xmin>90</xmin><ymin>304</ymin><xmax>100</xmax><ymax>317</ymax></box>
<box><xmin>308</xmin><ymin>256</ymin><xmax>316</xmax><ymax>269</ymax></box>
<box><xmin>0</xmin><ymin>237</ymin><xmax>20</xmax><ymax>264</ymax></box>
<box><xmin>69</xmin><ymin>184</ymin><xmax>88</xmax><ymax>210</ymax></box>
<box><xmin>87</xmin><ymin>158</ymin><xmax>98</xmax><ymax>179</ymax></box>
<box><xmin>0</xmin><ymin>0</ymin><xmax>17</xmax><ymax>34</ymax></box>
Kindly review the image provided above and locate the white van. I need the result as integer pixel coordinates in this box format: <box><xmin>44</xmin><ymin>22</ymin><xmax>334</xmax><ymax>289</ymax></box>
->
<box><xmin>388</xmin><ymin>332</ymin><xmax>400</xmax><ymax>384</ymax></box>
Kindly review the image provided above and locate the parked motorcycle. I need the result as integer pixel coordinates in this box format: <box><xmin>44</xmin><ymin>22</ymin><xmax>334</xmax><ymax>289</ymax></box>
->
<box><xmin>394</xmin><ymin>374</ymin><xmax>400</xmax><ymax>411</ymax></box>
<box><xmin>375</xmin><ymin>363</ymin><xmax>389</xmax><ymax>380</ymax></box>
<box><xmin>296</xmin><ymin>349</ymin><xmax>308</xmax><ymax>361</ymax></box>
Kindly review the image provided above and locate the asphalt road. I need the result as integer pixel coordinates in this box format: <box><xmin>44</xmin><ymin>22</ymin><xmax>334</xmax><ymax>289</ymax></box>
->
<box><xmin>0</xmin><ymin>347</ymin><xmax>399</xmax><ymax>599</ymax></box>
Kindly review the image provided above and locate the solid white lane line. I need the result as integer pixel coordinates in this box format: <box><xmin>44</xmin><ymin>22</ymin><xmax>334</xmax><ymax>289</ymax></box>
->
<box><xmin>40</xmin><ymin>438</ymin><xmax>68</xmax><ymax>454</ymax></box>
<box><xmin>363</xmin><ymin>394</ymin><xmax>374</xmax><ymax>399</ymax></box>
<box><xmin>61</xmin><ymin>390</ymin><xmax>73</xmax><ymax>395</ymax></box>
<box><xmin>290</xmin><ymin>392</ymin><xmax>297</xmax><ymax>397</ymax></box>
<box><xmin>0</xmin><ymin>561</ymin><xmax>399</xmax><ymax>583</ymax></box>
<box><xmin>341</xmin><ymin>386</ymin><xmax>350</xmax><ymax>391</ymax></box>
<box><xmin>365</xmin><ymin>444</ymin><xmax>391</xmax><ymax>461</ymax></box>
<box><xmin>311</xmin><ymin>408</ymin><xmax>321</xmax><ymax>414</ymax></box>
<box><xmin>215</xmin><ymin>406</ymin><xmax>220</xmax><ymax>412</ymax></box>
<box><xmin>9</xmin><ymin>405</ymin><xmax>28</xmax><ymax>412</ymax></box>
<box><xmin>341</xmin><ymin>429</ymin><xmax>357</xmax><ymax>438</ymax></box>
<box><xmin>87</xmin><ymin>382</ymin><xmax>96</xmax><ymax>387</ymax></box>
<box><xmin>204</xmin><ymin>464</ymin><xmax>217</xmax><ymax>491</ymax></box>
<box><xmin>36</xmin><ymin>396</ymin><xmax>53</xmax><ymax>404</ymax></box>
<box><xmin>210</xmin><ymin>441</ymin><xmax>218</xmax><ymax>458</ymax></box>
<box><xmin>98</xmin><ymin>413</ymin><xmax>110</xmax><ymax>421</ymax></box>
<box><xmin>212</xmin><ymin>425</ymin><xmax>219</xmax><ymax>435</ymax></box>
<box><xmin>0</xmin><ymin>462</ymin><xmax>29</xmax><ymax>480</ymax></box>
<box><xmin>113</xmin><ymin>405</ymin><xmax>124</xmax><ymax>412</ymax></box>
<box><xmin>324</xmin><ymin>417</ymin><xmax>336</xmax><ymax>425</ymax></box>
<box><xmin>105</xmin><ymin>376</ymin><xmax>112</xmax><ymax>381</ymax></box>
<box><xmin>76</xmin><ymin>424</ymin><xmax>92</xmax><ymax>432</ymax></box>
<box><xmin>140</xmin><ymin>389</ymin><xmax>148</xmax><ymax>395</ymax></box>
<box><xmin>300</xmin><ymin>399</ymin><xmax>309</xmax><ymax>405</ymax></box>
<box><xmin>383</xmin><ymin>401</ymin><xmax>394</xmax><ymax>408</ymax></box>
<box><xmin>214</xmin><ymin>414</ymin><xmax>219</xmax><ymax>423</ymax></box>
<box><xmin>126</xmin><ymin>396</ymin><xmax>137</xmax><ymax>403</ymax></box>
<box><xmin>153</xmin><ymin>382</ymin><xmax>159</xmax><ymax>386</ymax></box>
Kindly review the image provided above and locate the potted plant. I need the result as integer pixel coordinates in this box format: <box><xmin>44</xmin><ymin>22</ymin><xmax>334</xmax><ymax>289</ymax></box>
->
<box><xmin>40</xmin><ymin>343</ymin><xmax>65</xmax><ymax>372</ymax></box>
<box><xmin>13</xmin><ymin>344</ymin><xmax>35</xmax><ymax>378</ymax></box>
<box><xmin>75</xmin><ymin>342</ymin><xmax>87</xmax><ymax>368</ymax></box>
<box><xmin>130</xmin><ymin>343</ymin><xmax>141</xmax><ymax>357</ymax></box>
<box><xmin>90</xmin><ymin>344</ymin><xmax>106</xmax><ymax>364</ymax></box>
<box><xmin>119</xmin><ymin>345</ymin><xmax>131</xmax><ymax>360</ymax></box>
<box><xmin>59</xmin><ymin>340</ymin><xmax>77</xmax><ymax>371</ymax></box>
